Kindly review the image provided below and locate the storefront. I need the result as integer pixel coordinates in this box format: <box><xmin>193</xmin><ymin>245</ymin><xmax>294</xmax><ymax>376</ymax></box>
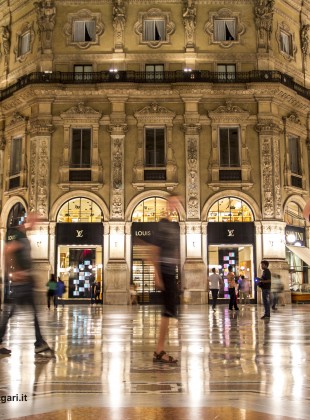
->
<box><xmin>285</xmin><ymin>202</ymin><xmax>309</xmax><ymax>293</ymax></box>
<box><xmin>207</xmin><ymin>197</ymin><xmax>256</xmax><ymax>302</ymax></box>
<box><xmin>131</xmin><ymin>197</ymin><xmax>180</xmax><ymax>304</ymax></box>
<box><xmin>56</xmin><ymin>198</ymin><xmax>104</xmax><ymax>301</ymax></box>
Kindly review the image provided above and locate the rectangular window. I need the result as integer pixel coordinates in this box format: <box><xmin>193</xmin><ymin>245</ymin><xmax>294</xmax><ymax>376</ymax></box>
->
<box><xmin>145</xmin><ymin>64</ymin><xmax>164</xmax><ymax>81</ymax></box>
<box><xmin>143</xmin><ymin>20</ymin><xmax>165</xmax><ymax>41</ymax></box>
<box><xmin>71</xmin><ymin>129</ymin><xmax>91</xmax><ymax>168</ymax></box>
<box><xmin>280</xmin><ymin>31</ymin><xmax>293</xmax><ymax>55</ymax></box>
<box><xmin>214</xmin><ymin>19</ymin><xmax>236</xmax><ymax>41</ymax></box>
<box><xmin>217</xmin><ymin>64</ymin><xmax>236</xmax><ymax>81</ymax></box>
<box><xmin>73</xmin><ymin>21</ymin><xmax>96</xmax><ymax>42</ymax></box>
<box><xmin>289</xmin><ymin>136</ymin><xmax>302</xmax><ymax>176</ymax></box>
<box><xmin>10</xmin><ymin>138</ymin><xmax>22</xmax><ymax>175</ymax></box>
<box><xmin>219</xmin><ymin>128</ymin><xmax>240</xmax><ymax>167</ymax></box>
<box><xmin>74</xmin><ymin>65</ymin><xmax>93</xmax><ymax>81</ymax></box>
<box><xmin>18</xmin><ymin>32</ymin><xmax>30</xmax><ymax>56</ymax></box>
<box><xmin>145</xmin><ymin>128</ymin><xmax>165</xmax><ymax>167</ymax></box>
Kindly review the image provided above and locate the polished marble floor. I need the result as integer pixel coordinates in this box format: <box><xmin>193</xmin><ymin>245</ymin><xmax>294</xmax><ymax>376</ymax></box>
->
<box><xmin>0</xmin><ymin>303</ymin><xmax>310</xmax><ymax>420</ymax></box>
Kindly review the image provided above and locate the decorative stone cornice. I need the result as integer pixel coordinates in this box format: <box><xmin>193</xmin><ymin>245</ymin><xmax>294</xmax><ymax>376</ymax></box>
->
<box><xmin>255</xmin><ymin>120</ymin><xmax>283</xmax><ymax>134</ymax></box>
<box><xmin>134</xmin><ymin>102</ymin><xmax>176</xmax><ymax>126</ymax></box>
<box><xmin>208</xmin><ymin>101</ymin><xmax>250</xmax><ymax>123</ymax></box>
<box><xmin>29</xmin><ymin>118</ymin><xmax>55</xmax><ymax>136</ymax></box>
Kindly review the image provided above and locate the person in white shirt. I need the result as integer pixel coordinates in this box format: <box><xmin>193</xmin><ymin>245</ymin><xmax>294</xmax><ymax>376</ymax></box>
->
<box><xmin>209</xmin><ymin>268</ymin><xmax>223</xmax><ymax>311</ymax></box>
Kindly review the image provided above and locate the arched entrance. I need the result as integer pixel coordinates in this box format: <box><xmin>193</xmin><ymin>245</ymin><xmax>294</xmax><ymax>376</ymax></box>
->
<box><xmin>4</xmin><ymin>203</ymin><xmax>27</xmax><ymax>302</ymax></box>
<box><xmin>207</xmin><ymin>196</ymin><xmax>256</xmax><ymax>301</ymax></box>
<box><xmin>56</xmin><ymin>197</ymin><xmax>104</xmax><ymax>302</ymax></box>
<box><xmin>284</xmin><ymin>201</ymin><xmax>308</xmax><ymax>291</ymax></box>
<box><xmin>131</xmin><ymin>196</ymin><xmax>180</xmax><ymax>304</ymax></box>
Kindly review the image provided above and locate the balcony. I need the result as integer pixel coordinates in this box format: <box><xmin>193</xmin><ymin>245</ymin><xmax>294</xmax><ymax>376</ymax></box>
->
<box><xmin>0</xmin><ymin>70</ymin><xmax>309</xmax><ymax>101</ymax></box>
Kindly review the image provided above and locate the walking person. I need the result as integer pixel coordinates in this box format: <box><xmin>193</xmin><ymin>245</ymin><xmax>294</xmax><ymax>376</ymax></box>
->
<box><xmin>55</xmin><ymin>277</ymin><xmax>65</xmax><ymax>308</ymax></box>
<box><xmin>271</xmin><ymin>274</ymin><xmax>282</xmax><ymax>311</ymax></box>
<box><xmin>46</xmin><ymin>274</ymin><xmax>57</xmax><ymax>309</ymax></box>
<box><xmin>0</xmin><ymin>212</ymin><xmax>54</xmax><ymax>356</ymax></box>
<box><xmin>209</xmin><ymin>268</ymin><xmax>222</xmax><ymax>311</ymax></box>
<box><xmin>257</xmin><ymin>260</ymin><xmax>272</xmax><ymax>319</ymax></box>
<box><xmin>239</xmin><ymin>275</ymin><xmax>250</xmax><ymax>306</ymax></box>
<box><xmin>227</xmin><ymin>265</ymin><xmax>239</xmax><ymax>311</ymax></box>
<box><xmin>138</xmin><ymin>194</ymin><xmax>180</xmax><ymax>364</ymax></box>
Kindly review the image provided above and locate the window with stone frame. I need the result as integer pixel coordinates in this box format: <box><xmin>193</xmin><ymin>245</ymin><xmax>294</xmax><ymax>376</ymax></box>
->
<box><xmin>64</xmin><ymin>9</ymin><xmax>104</xmax><ymax>49</ymax></box>
<box><xmin>133</xmin><ymin>103</ymin><xmax>177</xmax><ymax>190</ymax></box>
<box><xmin>276</xmin><ymin>22</ymin><xmax>297</xmax><ymax>61</ymax></box>
<box><xmin>9</xmin><ymin>137</ymin><xmax>22</xmax><ymax>190</ymax></box>
<box><xmin>207</xmin><ymin>102</ymin><xmax>252</xmax><ymax>190</ymax></box>
<box><xmin>219</xmin><ymin>127</ymin><xmax>241</xmax><ymax>181</ymax></box>
<box><xmin>58</xmin><ymin>103</ymin><xmax>103</xmax><ymax>190</ymax></box>
<box><xmin>70</xmin><ymin>128</ymin><xmax>92</xmax><ymax>182</ymax></box>
<box><xmin>144</xmin><ymin>127</ymin><xmax>166</xmax><ymax>180</ymax></box>
<box><xmin>283</xmin><ymin>112</ymin><xmax>307</xmax><ymax>193</ymax></box>
<box><xmin>280</xmin><ymin>31</ymin><xmax>293</xmax><ymax>56</ymax></box>
<box><xmin>289</xmin><ymin>135</ymin><xmax>302</xmax><ymax>189</ymax></box>
<box><xmin>214</xmin><ymin>19</ymin><xmax>236</xmax><ymax>41</ymax></box>
<box><xmin>134</xmin><ymin>8</ymin><xmax>175</xmax><ymax>49</ymax></box>
<box><xmin>73</xmin><ymin>20</ymin><xmax>96</xmax><ymax>42</ymax></box>
<box><xmin>18</xmin><ymin>32</ymin><xmax>31</xmax><ymax>56</ymax></box>
<box><xmin>205</xmin><ymin>8</ymin><xmax>245</xmax><ymax>48</ymax></box>
<box><xmin>14</xmin><ymin>23</ymin><xmax>34</xmax><ymax>62</ymax></box>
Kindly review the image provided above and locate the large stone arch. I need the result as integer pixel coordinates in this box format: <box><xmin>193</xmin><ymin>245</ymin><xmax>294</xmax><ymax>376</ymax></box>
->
<box><xmin>125</xmin><ymin>190</ymin><xmax>186</xmax><ymax>222</ymax></box>
<box><xmin>49</xmin><ymin>191</ymin><xmax>109</xmax><ymax>222</ymax></box>
<box><xmin>201</xmin><ymin>190</ymin><xmax>262</xmax><ymax>222</ymax></box>
<box><xmin>0</xmin><ymin>196</ymin><xmax>28</xmax><ymax>229</ymax></box>
<box><xmin>283</xmin><ymin>194</ymin><xmax>308</xmax><ymax>226</ymax></box>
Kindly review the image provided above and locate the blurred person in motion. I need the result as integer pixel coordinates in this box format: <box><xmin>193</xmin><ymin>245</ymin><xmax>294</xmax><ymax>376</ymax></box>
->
<box><xmin>55</xmin><ymin>277</ymin><xmax>65</xmax><ymax>308</ymax></box>
<box><xmin>271</xmin><ymin>274</ymin><xmax>283</xmax><ymax>311</ymax></box>
<box><xmin>208</xmin><ymin>267</ymin><xmax>222</xmax><ymax>311</ymax></box>
<box><xmin>138</xmin><ymin>194</ymin><xmax>180</xmax><ymax>364</ymax></box>
<box><xmin>46</xmin><ymin>273</ymin><xmax>57</xmax><ymax>309</ymax></box>
<box><xmin>227</xmin><ymin>265</ymin><xmax>239</xmax><ymax>311</ymax></box>
<box><xmin>0</xmin><ymin>212</ymin><xmax>54</xmax><ymax>356</ymax></box>
<box><xmin>239</xmin><ymin>275</ymin><xmax>250</xmax><ymax>306</ymax></box>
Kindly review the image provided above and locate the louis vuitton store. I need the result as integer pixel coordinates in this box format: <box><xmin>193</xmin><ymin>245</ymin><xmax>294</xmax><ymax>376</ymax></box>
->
<box><xmin>207</xmin><ymin>197</ymin><xmax>256</xmax><ymax>301</ymax></box>
<box><xmin>55</xmin><ymin>198</ymin><xmax>104</xmax><ymax>301</ymax></box>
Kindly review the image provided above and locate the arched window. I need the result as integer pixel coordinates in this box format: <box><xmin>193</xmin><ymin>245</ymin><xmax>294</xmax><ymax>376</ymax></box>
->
<box><xmin>57</xmin><ymin>198</ymin><xmax>102</xmax><ymax>223</ymax></box>
<box><xmin>284</xmin><ymin>202</ymin><xmax>305</xmax><ymax>228</ymax></box>
<box><xmin>132</xmin><ymin>197</ymin><xmax>179</xmax><ymax>222</ymax></box>
<box><xmin>7</xmin><ymin>203</ymin><xmax>26</xmax><ymax>228</ymax></box>
<box><xmin>207</xmin><ymin>197</ymin><xmax>254</xmax><ymax>222</ymax></box>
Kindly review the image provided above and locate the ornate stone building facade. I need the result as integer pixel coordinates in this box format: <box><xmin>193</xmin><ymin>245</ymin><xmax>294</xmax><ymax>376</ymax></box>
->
<box><xmin>0</xmin><ymin>0</ymin><xmax>309</xmax><ymax>305</ymax></box>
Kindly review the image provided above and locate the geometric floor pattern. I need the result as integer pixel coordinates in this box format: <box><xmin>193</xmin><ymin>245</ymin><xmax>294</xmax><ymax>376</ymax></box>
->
<box><xmin>1</xmin><ymin>303</ymin><xmax>310</xmax><ymax>419</ymax></box>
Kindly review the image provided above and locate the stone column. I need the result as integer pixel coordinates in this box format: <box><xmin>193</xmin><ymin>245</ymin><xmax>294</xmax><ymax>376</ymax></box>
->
<box><xmin>182</xmin><ymin>122</ymin><xmax>207</xmax><ymax>304</ymax></box>
<box><xmin>105</xmin><ymin>121</ymin><xmax>129</xmax><ymax>304</ymax></box>
<box><xmin>29</xmin><ymin>117</ymin><xmax>54</xmax><ymax>303</ymax></box>
<box><xmin>255</xmin><ymin>120</ymin><xmax>290</xmax><ymax>303</ymax></box>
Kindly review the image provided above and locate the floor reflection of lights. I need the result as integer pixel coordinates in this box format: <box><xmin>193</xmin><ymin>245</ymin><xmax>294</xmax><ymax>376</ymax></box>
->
<box><xmin>1</xmin><ymin>304</ymin><xmax>310</xmax><ymax>420</ymax></box>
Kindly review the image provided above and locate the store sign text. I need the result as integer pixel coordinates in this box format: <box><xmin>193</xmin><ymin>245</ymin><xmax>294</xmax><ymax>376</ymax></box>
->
<box><xmin>135</xmin><ymin>231</ymin><xmax>151</xmax><ymax>237</ymax></box>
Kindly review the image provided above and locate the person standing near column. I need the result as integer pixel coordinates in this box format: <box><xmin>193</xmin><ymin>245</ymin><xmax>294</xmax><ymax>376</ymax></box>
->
<box><xmin>258</xmin><ymin>260</ymin><xmax>271</xmax><ymax>319</ymax></box>
<box><xmin>0</xmin><ymin>212</ymin><xmax>54</xmax><ymax>356</ymax></box>
<box><xmin>227</xmin><ymin>265</ymin><xmax>239</xmax><ymax>311</ymax></box>
<box><xmin>209</xmin><ymin>267</ymin><xmax>222</xmax><ymax>311</ymax></box>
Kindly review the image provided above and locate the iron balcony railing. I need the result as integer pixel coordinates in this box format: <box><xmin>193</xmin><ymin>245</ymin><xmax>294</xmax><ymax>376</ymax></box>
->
<box><xmin>0</xmin><ymin>70</ymin><xmax>309</xmax><ymax>101</ymax></box>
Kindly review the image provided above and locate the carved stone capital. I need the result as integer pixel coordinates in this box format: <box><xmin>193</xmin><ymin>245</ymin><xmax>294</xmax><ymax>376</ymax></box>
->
<box><xmin>183</xmin><ymin>123</ymin><xmax>201</xmax><ymax>135</ymax></box>
<box><xmin>255</xmin><ymin>120</ymin><xmax>282</xmax><ymax>135</ymax></box>
<box><xmin>107</xmin><ymin>123</ymin><xmax>128</xmax><ymax>135</ymax></box>
<box><xmin>29</xmin><ymin>119</ymin><xmax>55</xmax><ymax>136</ymax></box>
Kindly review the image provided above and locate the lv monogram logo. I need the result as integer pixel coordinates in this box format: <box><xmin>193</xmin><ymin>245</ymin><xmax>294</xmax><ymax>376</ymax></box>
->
<box><xmin>227</xmin><ymin>229</ymin><xmax>235</xmax><ymax>237</ymax></box>
<box><xmin>76</xmin><ymin>230</ymin><xmax>84</xmax><ymax>238</ymax></box>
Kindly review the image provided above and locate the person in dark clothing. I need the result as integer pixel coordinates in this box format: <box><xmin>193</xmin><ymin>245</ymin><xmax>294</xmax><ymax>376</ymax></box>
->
<box><xmin>0</xmin><ymin>212</ymin><xmax>54</xmax><ymax>356</ymax></box>
<box><xmin>46</xmin><ymin>274</ymin><xmax>57</xmax><ymax>309</ymax></box>
<box><xmin>139</xmin><ymin>194</ymin><xmax>180</xmax><ymax>364</ymax></box>
<box><xmin>258</xmin><ymin>260</ymin><xmax>272</xmax><ymax>319</ymax></box>
<box><xmin>95</xmin><ymin>282</ymin><xmax>101</xmax><ymax>303</ymax></box>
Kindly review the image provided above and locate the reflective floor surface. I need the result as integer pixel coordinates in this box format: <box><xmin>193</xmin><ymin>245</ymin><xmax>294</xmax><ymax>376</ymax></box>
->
<box><xmin>0</xmin><ymin>303</ymin><xmax>309</xmax><ymax>420</ymax></box>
